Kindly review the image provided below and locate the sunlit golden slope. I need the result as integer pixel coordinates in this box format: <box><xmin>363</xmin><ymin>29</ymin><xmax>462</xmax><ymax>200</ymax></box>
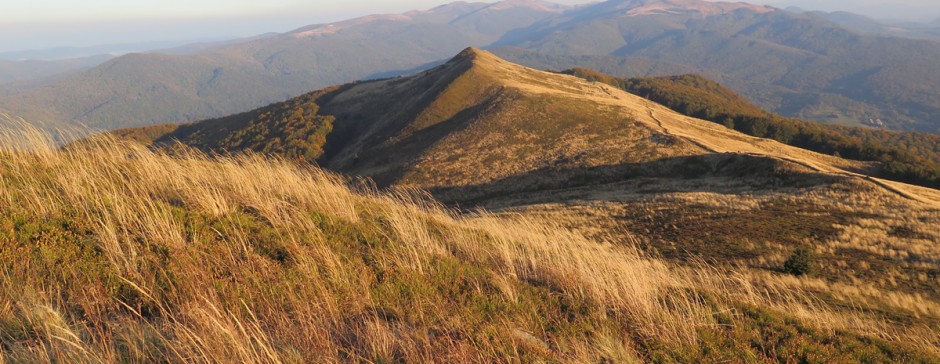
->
<box><xmin>1</xmin><ymin>124</ymin><xmax>937</xmax><ymax>362</ymax></box>
<box><xmin>300</xmin><ymin>48</ymin><xmax>937</xmax><ymax>207</ymax></box>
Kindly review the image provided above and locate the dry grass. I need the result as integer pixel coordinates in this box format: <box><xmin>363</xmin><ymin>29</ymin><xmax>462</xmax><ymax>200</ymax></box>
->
<box><xmin>0</xmin><ymin>124</ymin><xmax>936</xmax><ymax>362</ymax></box>
<box><xmin>505</xmin><ymin>176</ymin><xmax>940</xmax><ymax>352</ymax></box>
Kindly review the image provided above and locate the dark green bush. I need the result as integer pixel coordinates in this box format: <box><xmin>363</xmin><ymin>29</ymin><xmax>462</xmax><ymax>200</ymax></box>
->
<box><xmin>783</xmin><ymin>247</ymin><xmax>814</xmax><ymax>276</ymax></box>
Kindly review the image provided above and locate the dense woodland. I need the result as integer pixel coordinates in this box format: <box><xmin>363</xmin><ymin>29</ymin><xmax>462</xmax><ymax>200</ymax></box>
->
<box><xmin>563</xmin><ymin>68</ymin><xmax>940</xmax><ymax>189</ymax></box>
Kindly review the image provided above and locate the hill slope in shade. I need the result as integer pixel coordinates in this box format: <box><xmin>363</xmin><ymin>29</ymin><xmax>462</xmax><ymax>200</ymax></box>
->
<box><xmin>117</xmin><ymin>92</ymin><xmax>336</xmax><ymax>162</ymax></box>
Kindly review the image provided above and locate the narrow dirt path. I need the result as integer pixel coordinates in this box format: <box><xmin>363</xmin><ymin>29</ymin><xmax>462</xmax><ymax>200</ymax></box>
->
<box><xmin>647</xmin><ymin>107</ymin><xmax>720</xmax><ymax>154</ymax></box>
<box><xmin>646</xmin><ymin>105</ymin><xmax>934</xmax><ymax>205</ymax></box>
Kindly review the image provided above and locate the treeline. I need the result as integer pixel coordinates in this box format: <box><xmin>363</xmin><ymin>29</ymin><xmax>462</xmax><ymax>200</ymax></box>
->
<box><xmin>563</xmin><ymin>68</ymin><xmax>940</xmax><ymax>189</ymax></box>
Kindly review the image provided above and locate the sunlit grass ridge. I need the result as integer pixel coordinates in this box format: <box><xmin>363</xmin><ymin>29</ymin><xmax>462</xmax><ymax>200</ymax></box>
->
<box><xmin>0</xmin><ymin>124</ymin><xmax>936</xmax><ymax>362</ymax></box>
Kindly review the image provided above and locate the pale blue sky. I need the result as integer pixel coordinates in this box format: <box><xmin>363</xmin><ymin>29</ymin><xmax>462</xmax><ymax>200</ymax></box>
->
<box><xmin>2</xmin><ymin>0</ymin><xmax>939</xmax><ymax>54</ymax></box>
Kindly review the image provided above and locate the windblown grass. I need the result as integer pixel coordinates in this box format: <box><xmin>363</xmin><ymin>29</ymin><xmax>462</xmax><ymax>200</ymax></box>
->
<box><xmin>0</xmin><ymin>124</ymin><xmax>935</xmax><ymax>362</ymax></box>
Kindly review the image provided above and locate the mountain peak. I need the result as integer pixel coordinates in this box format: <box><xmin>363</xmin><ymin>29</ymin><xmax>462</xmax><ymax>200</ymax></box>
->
<box><xmin>453</xmin><ymin>47</ymin><xmax>491</xmax><ymax>61</ymax></box>
<box><xmin>455</xmin><ymin>46</ymin><xmax>482</xmax><ymax>58</ymax></box>
<box><xmin>444</xmin><ymin>47</ymin><xmax>506</xmax><ymax>73</ymax></box>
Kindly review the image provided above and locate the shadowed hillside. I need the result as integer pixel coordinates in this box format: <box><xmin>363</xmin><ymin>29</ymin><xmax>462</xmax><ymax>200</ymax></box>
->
<box><xmin>113</xmin><ymin>92</ymin><xmax>335</xmax><ymax>162</ymax></box>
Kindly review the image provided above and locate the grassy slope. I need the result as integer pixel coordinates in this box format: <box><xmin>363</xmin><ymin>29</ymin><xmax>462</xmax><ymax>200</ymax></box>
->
<box><xmin>104</xmin><ymin>49</ymin><xmax>940</xmax><ymax>308</ymax></box>
<box><xmin>40</xmin><ymin>37</ymin><xmax>939</xmax><ymax>364</ymax></box>
<box><xmin>1</xmin><ymin>125</ymin><xmax>938</xmax><ymax>362</ymax></box>
<box><xmin>308</xmin><ymin>49</ymin><xmax>708</xmax><ymax>189</ymax></box>
<box><xmin>563</xmin><ymin>68</ymin><xmax>940</xmax><ymax>189</ymax></box>
<box><xmin>312</xmin><ymin>50</ymin><xmax>872</xmax><ymax>188</ymax></box>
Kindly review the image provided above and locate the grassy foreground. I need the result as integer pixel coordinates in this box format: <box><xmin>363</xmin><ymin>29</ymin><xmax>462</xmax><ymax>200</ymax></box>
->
<box><xmin>0</xmin><ymin>126</ymin><xmax>937</xmax><ymax>362</ymax></box>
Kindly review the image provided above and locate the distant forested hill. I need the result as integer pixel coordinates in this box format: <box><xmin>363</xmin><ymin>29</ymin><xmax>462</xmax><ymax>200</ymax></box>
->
<box><xmin>6</xmin><ymin>0</ymin><xmax>940</xmax><ymax>134</ymax></box>
<box><xmin>0</xmin><ymin>55</ymin><xmax>110</xmax><ymax>87</ymax></box>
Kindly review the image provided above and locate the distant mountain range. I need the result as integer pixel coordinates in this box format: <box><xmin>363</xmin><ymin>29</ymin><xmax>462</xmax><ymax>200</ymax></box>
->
<box><xmin>803</xmin><ymin>11</ymin><xmax>940</xmax><ymax>41</ymax></box>
<box><xmin>6</xmin><ymin>0</ymin><xmax>940</xmax><ymax>133</ymax></box>
<box><xmin>0</xmin><ymin>0</ymin><xmax>566</xmax><ymax>130</ymax></box>
<box><xmin>0</xmin><ymin>38</ymin><xmax>278</xmax><ymax>90</ymax></box>
<box><xmin>0</xmin><ymin>40</ymin><xmax>211</xmax><ymax>61</ymax></box>
<box><xmin>0</xmin><ymin>55</ymin><xmax>112</xmax><ymax>87</ymax></box>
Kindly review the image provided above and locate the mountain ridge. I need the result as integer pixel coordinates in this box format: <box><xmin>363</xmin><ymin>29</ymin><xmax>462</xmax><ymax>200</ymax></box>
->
<box><xmin>116</xmin><ymin>48</ymin><xmax>940</xmax><ymax>207</ymax></box>
<box><xmin>561</xmin><ymin>69</ymin><xmax>940</xmax><ymax>188</ymax></box>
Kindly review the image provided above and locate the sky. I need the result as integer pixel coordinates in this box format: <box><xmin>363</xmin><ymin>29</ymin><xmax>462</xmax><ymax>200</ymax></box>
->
<box><xmin>2</xmin><ymin>0</ymin><xmax>940</xmax><ymax>55</ymax></box>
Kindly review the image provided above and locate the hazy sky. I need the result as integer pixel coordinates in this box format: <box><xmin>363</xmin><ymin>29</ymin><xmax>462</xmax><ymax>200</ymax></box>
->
<box><xmin>1</xmin><ymin>0</ymin><xmax>543</xmax><ymax>53</ymax></box>
<box><xmin>2</xmin><ymin>0</ymin><xmax>940</xmax><ymax>54</ymax></box>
